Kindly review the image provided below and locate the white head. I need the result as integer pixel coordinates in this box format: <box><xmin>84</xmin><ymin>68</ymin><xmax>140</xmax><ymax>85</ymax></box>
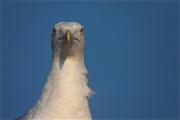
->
<box><xmin>51</xmin><ymin>22</ymin><xmax>85</xmax><ymax>57</ymax></box>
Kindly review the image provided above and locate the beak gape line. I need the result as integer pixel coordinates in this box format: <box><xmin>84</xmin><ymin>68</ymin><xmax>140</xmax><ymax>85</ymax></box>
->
<box><xmin>57</xmin><ymin>30</ymin><xmax>80</xmax><ymax>43</ymax></box>
<box><xmin>66</xmin><ymin>30</ymin><xmax>80</xmax><ymax>43</ymax></box>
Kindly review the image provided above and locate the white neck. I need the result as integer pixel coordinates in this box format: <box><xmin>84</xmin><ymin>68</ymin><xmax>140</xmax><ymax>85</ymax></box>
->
<box><xmin>28</xmin><ymin>51</ymin><xmax>92</xmax><ymax>119</ymax></box>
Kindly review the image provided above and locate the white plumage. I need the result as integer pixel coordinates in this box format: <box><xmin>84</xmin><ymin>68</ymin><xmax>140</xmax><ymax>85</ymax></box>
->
<box><xmin>18</xmin><ymin>22</ymin><xmax>93</xmax><ymax>120</ymax></box>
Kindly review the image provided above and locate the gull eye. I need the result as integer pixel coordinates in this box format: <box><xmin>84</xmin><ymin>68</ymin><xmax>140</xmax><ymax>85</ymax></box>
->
<box><xmin>80</xmin><ymin>28</ymin><xmax>84</xmax><ymax>33</ymax></box>
<box><xmin>52</xmin><ymin>27</ymin><xmax>56</xmax><ymax>33</ymax></box>
<box><xmin>51</xmin><ymin>27</ymin><xmax>56</xmax><ymax>38</ymax></box>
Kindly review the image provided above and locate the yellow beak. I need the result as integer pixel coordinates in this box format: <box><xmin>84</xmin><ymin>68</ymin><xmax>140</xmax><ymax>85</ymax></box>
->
<box><xmin>66</xmin><ymin>30</ymin><xmax>72</xmax><ymax>43</ymax></box>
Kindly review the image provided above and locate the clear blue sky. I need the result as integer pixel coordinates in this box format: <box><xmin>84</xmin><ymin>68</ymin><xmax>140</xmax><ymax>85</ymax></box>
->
<box><xmin>1</xmin><ymin>1</ymin><xmax>179</xmax><ymax>119</ymax></box>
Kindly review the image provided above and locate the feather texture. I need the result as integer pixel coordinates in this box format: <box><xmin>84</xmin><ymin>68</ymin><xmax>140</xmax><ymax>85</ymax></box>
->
<box><xmin>17</xmin><ymin>22</ymin><xmax>93</xmax><ymax>120</ymax></box>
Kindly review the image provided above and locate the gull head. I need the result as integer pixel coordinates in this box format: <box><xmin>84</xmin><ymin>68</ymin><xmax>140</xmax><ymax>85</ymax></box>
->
<box><xmin>51</xmin><ymin>22</ymin><xmax>85</xmax><ymax>56</ymax></box>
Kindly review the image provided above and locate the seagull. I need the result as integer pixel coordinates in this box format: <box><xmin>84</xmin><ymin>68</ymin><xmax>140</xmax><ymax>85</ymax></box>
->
<box><xmin>17</xmin><ymin>22</ymin><xmax>93</xmax><ymax>120</ymax></box>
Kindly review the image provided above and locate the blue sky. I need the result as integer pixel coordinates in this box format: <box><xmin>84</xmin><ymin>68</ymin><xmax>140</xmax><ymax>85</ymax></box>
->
<box><xmin>1</xmin><ymin>1</ymin><xmax>179</xmax><ymax>119</ymax></box>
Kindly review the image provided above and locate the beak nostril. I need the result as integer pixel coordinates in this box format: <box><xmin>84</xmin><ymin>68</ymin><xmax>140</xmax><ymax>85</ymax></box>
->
<box><xmin>74</xmin><ymin>38</ymin><xmax>80</xmax><ymax>43</ymax></box>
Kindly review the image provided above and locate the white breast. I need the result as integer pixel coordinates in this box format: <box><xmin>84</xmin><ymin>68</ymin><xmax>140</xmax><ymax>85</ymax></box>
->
<box><xmin>28</xmin><ymin>57</ymin><xmax>92</xmax><ymax>119</ymax></box>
